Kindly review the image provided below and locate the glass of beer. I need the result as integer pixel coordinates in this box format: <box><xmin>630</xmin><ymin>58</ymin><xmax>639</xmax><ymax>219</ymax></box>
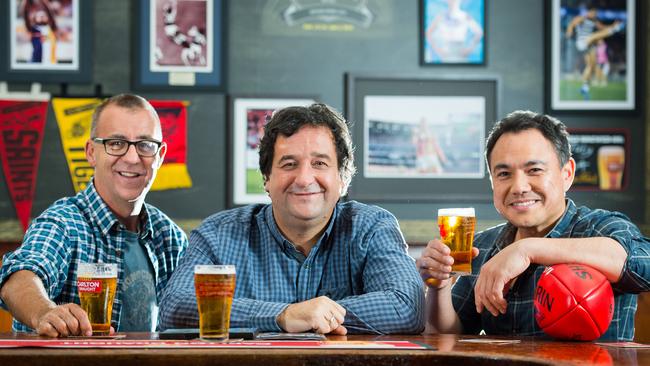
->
<box><xmin>438</xmin><ymin>208</ymin><xmax>476</xmax><ymax>275</ymax></box>
<box><xmin>194</xmin><ymin>265</ymin><xmax>236</xmax><ymax>340</ymax></box>
<box><xmin>597</xmin><ymin>145</ymin><xmax>625</xmax><ymax>190</ymax></box>
<box><xmin>77</xmin><ymin>263</ymin><xmax>118</xmax><ymax>335</ymax></box>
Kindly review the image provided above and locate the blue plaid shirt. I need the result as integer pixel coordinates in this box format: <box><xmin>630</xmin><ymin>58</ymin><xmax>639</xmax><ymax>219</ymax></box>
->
<box><xmin>452</xmin><ymin>199</ymin><xmax>650</xmax><ymax>341</ymax></box>
<box><xmin>0</xmin><ymin>181</ymin><xmax>188</xmax><ymax>332</ymax></box>
<box><xmin>159</xmin><ymin>201</ymin><xmax>424</xmax><ymax>334</ymax></box>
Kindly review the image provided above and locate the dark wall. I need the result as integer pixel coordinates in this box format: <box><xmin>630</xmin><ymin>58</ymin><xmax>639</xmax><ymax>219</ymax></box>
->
<box><xmin>0</xmin><ymin>0</ymin><xmax>645</xmax><ymax>223</ymax></box>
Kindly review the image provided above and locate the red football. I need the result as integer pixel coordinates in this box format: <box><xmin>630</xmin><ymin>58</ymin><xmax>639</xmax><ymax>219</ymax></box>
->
<box><xmin>534</xmin><ymin>263</ymin><xmax>614</xmax><ymax>341</ymax></box>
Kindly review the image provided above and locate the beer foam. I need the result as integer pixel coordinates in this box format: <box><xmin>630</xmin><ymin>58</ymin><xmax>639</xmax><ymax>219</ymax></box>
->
<box><xmin>195</xmin><ymin>265</ymin><xmax>236</xmax><ymax>275</ymax></box>
<box><xmin>78</xmin><ymin>263</ymin><xmax>117</xmax><ymax>278</ymax></box>
<box><xmin>438</xmin><ymin>208</ymin><xmax>475</xmax><ymax>217</ymax></box>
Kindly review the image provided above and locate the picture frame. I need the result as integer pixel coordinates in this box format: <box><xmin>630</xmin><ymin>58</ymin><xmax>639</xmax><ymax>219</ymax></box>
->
<box><xmin>547</xmin><ymin>0</ymin><xmax>636</xmax><ymax>112</ymax></box>
<box><xmin>567</xmin><ymin>128</ymin><xmax>629</xmax><ymax>191</ymax></box>
<box><xmin>229</xmin><ymin>96</ymin><xmax>317</xmax><ymax>206</ymax></box>
<box><xmin>345</xmin><ymin>74</ymin><xmax>499</xmax><ymax>202</ymax></box>
<box><xmin>133</xmin><ymin>0</ymin><xmax>225</xmax><ymax>91</ymax></box>
<box><xmin>0</xmin><ymin>0</ymin><xmax>93</xmax><ymax>83</ymax></box>
<box><xmin>420</xmin><ymin>0</ymin><xmax>486</xmax><ymax>65</ymax></box>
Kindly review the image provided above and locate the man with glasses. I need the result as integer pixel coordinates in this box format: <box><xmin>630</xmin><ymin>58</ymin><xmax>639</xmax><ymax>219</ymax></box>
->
<box><xmin>0</xmin><ymin>94</ymin><xmax>188</xmax><ymax>337</ymax></box>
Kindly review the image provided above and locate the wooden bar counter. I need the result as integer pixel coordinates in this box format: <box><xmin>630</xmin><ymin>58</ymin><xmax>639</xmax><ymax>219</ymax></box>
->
<box><xmin>0</xmin><ymin>333</ymin><xmax>646</xmax><ymax>366</ymax></box>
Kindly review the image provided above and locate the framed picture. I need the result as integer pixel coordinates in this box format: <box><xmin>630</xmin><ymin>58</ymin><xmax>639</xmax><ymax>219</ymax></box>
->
<box><xmin>420</xmin><ymin>0</ymin><xmax>486</xmax><ymax>65</ymax></box>
<box><xmin>133</xmin><ymin>0</ymin><xmax>225</xmax><ymax>90</ymax></box>
<box><xmin>345</xmin><ymin>74</ymin><xmax>499</xmax><ymax>202</ymax></box>
<box><xmin>547</xmin><ymin>0</ymin><xmax>636</xmax><ymax>111</ymax></box>
<box><xmin>229</xmin><ymin>96</ymin><xmax>317</xmax><ymax>206</ymax></box>
<box><xmin>0</xmin><ymin>0</ymin><xmax>92</xmax><ymax>83</ymax></box>
<box><xmin>568</xmin><ymin>128</ymin><xmax>629</xmax><ymax>191</ymax></box>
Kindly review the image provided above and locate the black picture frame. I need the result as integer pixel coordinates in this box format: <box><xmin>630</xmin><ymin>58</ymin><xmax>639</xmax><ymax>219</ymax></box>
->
<box><xmin>227</xmin><ymin>95</ymin><xmax>318</xmax><ymax>207</ymax></box>
<box><xmin>0</xmin><ymin>0</ymin><xmax>93</xmax><ymax>83</ymax></box>
<box><xmin>419</xmin><ymin>0</ymin><xmax>486</xmax><ymax>66</ymax></box>
<box><xmin>133</xmin><ymin>0</ymin><xmax>226</xmax><ymax>91</ymax></box>
<box><xmin>545</xmin><ymin>0</ymin><xmax>638</xmax><ymax>112</ymax></box>
<box><xmin>344</xmin><ymin>73</ymin><xmax>499</xmax><ymax>203</ymax></box>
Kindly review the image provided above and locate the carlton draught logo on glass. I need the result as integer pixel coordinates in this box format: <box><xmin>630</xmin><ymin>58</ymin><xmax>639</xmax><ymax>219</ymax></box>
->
<box><xmin>77</xmin><ymin>263</ymin><xmax>118</xmax><ymax>335</ymax></box>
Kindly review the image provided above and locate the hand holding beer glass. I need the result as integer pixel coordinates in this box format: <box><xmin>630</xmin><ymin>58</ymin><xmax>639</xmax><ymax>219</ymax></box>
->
<box><xmin>194</xmin><ymin>265</ymin><xmax>236</xmax><ymax>340</ymax></box>
<box><xmin>77</xmin><ymin>263</ymin><xmax>117</xmax><ymax>335</ymax></box>
<box><xmin>437</xmin><ymin>208</ymin><xmax>476</xmax><ymax>275</ymax></box>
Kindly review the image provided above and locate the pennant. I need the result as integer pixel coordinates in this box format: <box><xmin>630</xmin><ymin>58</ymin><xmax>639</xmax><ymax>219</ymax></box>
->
<box><xmin>150</xmin><ymin>100</ymin><xmax>192</xmax><ymax>191</ymax></box>
<box><xmin>52</xmin><ymin>98</ymin><xmax>102</xmax><ymax>193</ymax></box>
<box><xmin>0</xmin><ymin>100</ymin><xmax>48</xmax><ymax>231</ymax></box>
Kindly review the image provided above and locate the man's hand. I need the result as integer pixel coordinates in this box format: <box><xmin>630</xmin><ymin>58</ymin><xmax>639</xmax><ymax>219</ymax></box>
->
<box><xmin>276</xmin><ymin>296</ymin><xmax>347</xmax><ymax>335</ymax></box>
<box><xmin>33</xmin><ymin>303</ymin><xmax>93</xmax><ymax>337</ymax></box>
<box><xmin>416</xmin><ymin>239</ymin><xmax>479</xmax><ymax>289</ymax></box>
<box><xmin>474</xmin><ymin>239</ymin><xmax>531</xmax><ymax>316</ymax></box>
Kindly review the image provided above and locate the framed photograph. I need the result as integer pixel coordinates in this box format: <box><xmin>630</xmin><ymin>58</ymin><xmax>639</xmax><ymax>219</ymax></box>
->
<box><xmin>345</xmin><ymin>74</ymin><xmax>499</xmax><ymax>202</ymax></box>
<box><xmin>420</xmin><ymin>0</ymin><xmax>485</xmax><ymax>65</ymax></box>
<box><xmin>134</xmin><ymin>0</ymin><xmax>225</xmax><ymax>90</ymax></box>
<box><xmin>0</xmin><ymin>0</ymin><xmax>92</xmax><ymax>82</ymax></box>
<box><xmin>548</xmin><ymin>0</ymin><xmax>636</xmax><ymax>111</ymax></box>
<box><xmin>568</xmin><ymin>128</ymin><xmax>629</xmax><ymax>191</ymax></box>
<box><xmin>229</xmin><ymin>96</ymin><xmax>317</xmax><ymax>206</ymax></box>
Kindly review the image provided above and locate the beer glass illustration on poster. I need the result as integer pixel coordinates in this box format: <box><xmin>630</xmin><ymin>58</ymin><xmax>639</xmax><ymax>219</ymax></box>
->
<box><xmin>568</xmin><ymin>129</ymin><xmax>628</xmax><ymax>191</ymax></box>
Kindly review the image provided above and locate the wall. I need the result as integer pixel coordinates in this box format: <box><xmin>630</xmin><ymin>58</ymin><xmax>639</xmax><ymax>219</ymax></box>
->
<box><xmin>0</xmin><ymin>0</ymin><xmax>646</xmax><ymax>242</ymax></box>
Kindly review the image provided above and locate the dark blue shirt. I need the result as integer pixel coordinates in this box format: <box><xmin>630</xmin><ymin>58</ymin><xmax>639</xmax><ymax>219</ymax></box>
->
<box><xmin>452</xmin><ymin>199</ymin><xmax>650</xmax><ymax>341</ymax></box>
<box><xmin>159</xmin><ymin>201</ymin><xmax>424</xmax><ymax>334</ymax></box>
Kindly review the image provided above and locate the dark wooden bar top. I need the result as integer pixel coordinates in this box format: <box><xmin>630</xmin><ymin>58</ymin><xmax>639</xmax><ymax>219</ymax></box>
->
<box><xmin>0</xmin><ymin>332</ymin><xmax>646</xmax><ymax>366</ymax></box>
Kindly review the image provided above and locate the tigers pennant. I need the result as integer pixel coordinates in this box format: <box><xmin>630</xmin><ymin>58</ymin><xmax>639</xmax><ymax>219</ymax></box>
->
<box><xmin>0</xmin><ymin>100</ymin><xmax>48</xmax><ymax>231</ymax></box>
<box><xmin>52</xmin><ymin>98</ymin><xmax>102</xmax><ymax>193</ymax></box>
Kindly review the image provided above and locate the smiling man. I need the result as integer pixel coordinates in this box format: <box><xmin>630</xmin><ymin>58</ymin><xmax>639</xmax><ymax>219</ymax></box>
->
<box><xmin>0</xmin><ymin>94</ymin><xmax>188</xmax><ymax>336</ymax></box>
<box><xmin>160</xmin><ymin>103</ymin><xmax>424</xmax><ymax>335</ymax></box>
<box><xmin>417</xmin><ymin>110</ymin><xmax>650</xmax><ymax>341</ymax></box>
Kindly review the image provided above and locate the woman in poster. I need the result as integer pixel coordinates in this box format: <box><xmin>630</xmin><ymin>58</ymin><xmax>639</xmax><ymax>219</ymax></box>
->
<box><xmin>22</xmin><ymin>0</ymin><xmax>59</xmax><ymax>64</ymax></box>
<box><xmin>425</xmin><ymin>0</ymin><xmax>483</xmax><ymax>63</ymax></box>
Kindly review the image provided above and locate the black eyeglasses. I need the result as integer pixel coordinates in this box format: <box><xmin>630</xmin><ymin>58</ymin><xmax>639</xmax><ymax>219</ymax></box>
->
<box><xmin>92</xmin><ymin>138</ymin><xmax>162</xmax><ymax>157</ymax></box>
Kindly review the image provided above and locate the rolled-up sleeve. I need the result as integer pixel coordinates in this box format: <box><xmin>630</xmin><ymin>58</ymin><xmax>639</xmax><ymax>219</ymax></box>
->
<box><xmin>589</xmin><ymin>213</ymin><xmax>650</xmax><ymax>293</ymax></box>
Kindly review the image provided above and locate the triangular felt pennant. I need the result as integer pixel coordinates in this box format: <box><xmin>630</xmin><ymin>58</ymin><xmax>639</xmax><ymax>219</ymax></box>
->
<box><xmin>150</xmin><ymin>100</ymin><xmax>192</xmax><ymax>190</ymax></box>
<box><xmin>51</xmin><ymin>98</ymin><xmax>102</xmax><ymax>193</ymax></box>
<box><xmin>0</xmin><ymin>100</ymin><xmax>49</xmax><ymax>231</ymax></box>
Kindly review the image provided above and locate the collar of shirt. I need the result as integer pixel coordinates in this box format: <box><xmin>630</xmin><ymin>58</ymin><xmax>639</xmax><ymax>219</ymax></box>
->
<box><xmin>84</xmin><ymin>178</ymin><xmax>154</xmax><ymax>239</ymax></box>
<box><xmin>260</xmin><ymin>204</ymin><xmax>336</xmax><ymax>260</ymax></box>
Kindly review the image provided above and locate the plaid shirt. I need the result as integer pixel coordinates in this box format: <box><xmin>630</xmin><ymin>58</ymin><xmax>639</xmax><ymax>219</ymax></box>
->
<box><xmin>452</xmin><ymin>199</ymin><xmax>650</xmax><ymax>341</ymax></box>
<box><xmin>0</xmin><ymin>181</ymin><xmax>188</xmax><ymax>332</ymax></box>
<box><xmin>159</xmin><ymin>201</ymin><xmax>424</xmax><ymax>334</ymax></box>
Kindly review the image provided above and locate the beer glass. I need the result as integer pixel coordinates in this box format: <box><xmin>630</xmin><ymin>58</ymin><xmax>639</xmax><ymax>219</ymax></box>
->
<box><xmin>77</xmin><ymin>263</ymin><xmax>118</xmax><ymax>335</ymax></box>
<box><xmin>597</xmin><ymin>146</ymin><xmax>624</xmax><ymax>190</ymax></box>
<box><xmin>194</xmin><ymin>265</ymin><xmax>236</xmax><ymax>340</ymax></box>
<box><xmin>438</xmin><ymin>208</ymin><xmax>476</xmax><ymax>275</ymax></box>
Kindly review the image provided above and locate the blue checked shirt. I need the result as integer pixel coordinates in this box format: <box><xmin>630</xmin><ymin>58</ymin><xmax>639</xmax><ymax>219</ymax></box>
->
<box><xmin>159</xmin><ymin>201</ymin><xmax>424</xmax><ymax>334</ymax></box>
<box><xmin>452</xmin><ymin>199</ymin><xmax>650</xmax><ymax>341</ymax></box>
<box><xmin>0</xmin><ymin>181</ymin><xmax>188</xmax><ymax>332</ymax></box>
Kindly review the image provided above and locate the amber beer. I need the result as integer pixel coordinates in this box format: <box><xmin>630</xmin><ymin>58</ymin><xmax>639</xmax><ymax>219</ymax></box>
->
<box><xmin>438</xmin><ymin>208</ymin><xmax>476</xmax><ymax>275</ymax></box>
<box><xmin>597</xmin><ymin>145</ymin><xmax>625</xmax><ymax>190</ymax></box>
<box><xmin>77</xmin><ymin>263</ymin><xmax>117</xmax><ymax>335</ymax></box>
<box><xmin>194</xmin><ymin>265</ymin><xmax>236</xmax><ymax>340</ymax></box>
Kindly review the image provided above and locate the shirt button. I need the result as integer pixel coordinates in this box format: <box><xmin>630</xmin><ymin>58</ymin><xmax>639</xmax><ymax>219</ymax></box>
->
<box><xmin>304</xmin><ymin>265</ymin><xmax>311</xmax><ymax>270</ymax></box>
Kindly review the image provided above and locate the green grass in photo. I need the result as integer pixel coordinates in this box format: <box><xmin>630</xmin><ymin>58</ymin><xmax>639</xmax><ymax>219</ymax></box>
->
<box><xmin>559</xmin><ymin>79</ymin><xmax>626</xmax><ymax>101</ymax></box>
<box><xmin>246</xmin><ymin>169</ymin><xmax>265</xmax><ymax>194</ymax></box>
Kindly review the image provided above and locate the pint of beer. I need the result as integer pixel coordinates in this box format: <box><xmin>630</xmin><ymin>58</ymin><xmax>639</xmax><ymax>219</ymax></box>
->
<box><xmin>77</xmin><ymin>263</ymin><xmax>117</xmax><ymax>335</ymax></box>
<box><xmin>194</xmin><ymin>265</ymin><xmax>236</xmax><ymax>340</ymax></box>
<box><xmin>597</xmin><ymin>145</ymin><xmax>625</xmax><ymax>190</ymax></box>
<box><xmin>438</xmin><ymin>208</ymin><xmax>476</xmax><ymax>275</ymax></box>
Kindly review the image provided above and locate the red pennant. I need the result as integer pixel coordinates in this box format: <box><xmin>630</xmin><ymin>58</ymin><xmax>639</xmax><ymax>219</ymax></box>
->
<box><xmin>150</xmin><ymin>100</ymin><xmax>188</xmax><ymax>165</ymax></box>
<box><xmin>0</xmin><ymin>100</ymin><xmax>48</xmax><ymax>232</ymax></box>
